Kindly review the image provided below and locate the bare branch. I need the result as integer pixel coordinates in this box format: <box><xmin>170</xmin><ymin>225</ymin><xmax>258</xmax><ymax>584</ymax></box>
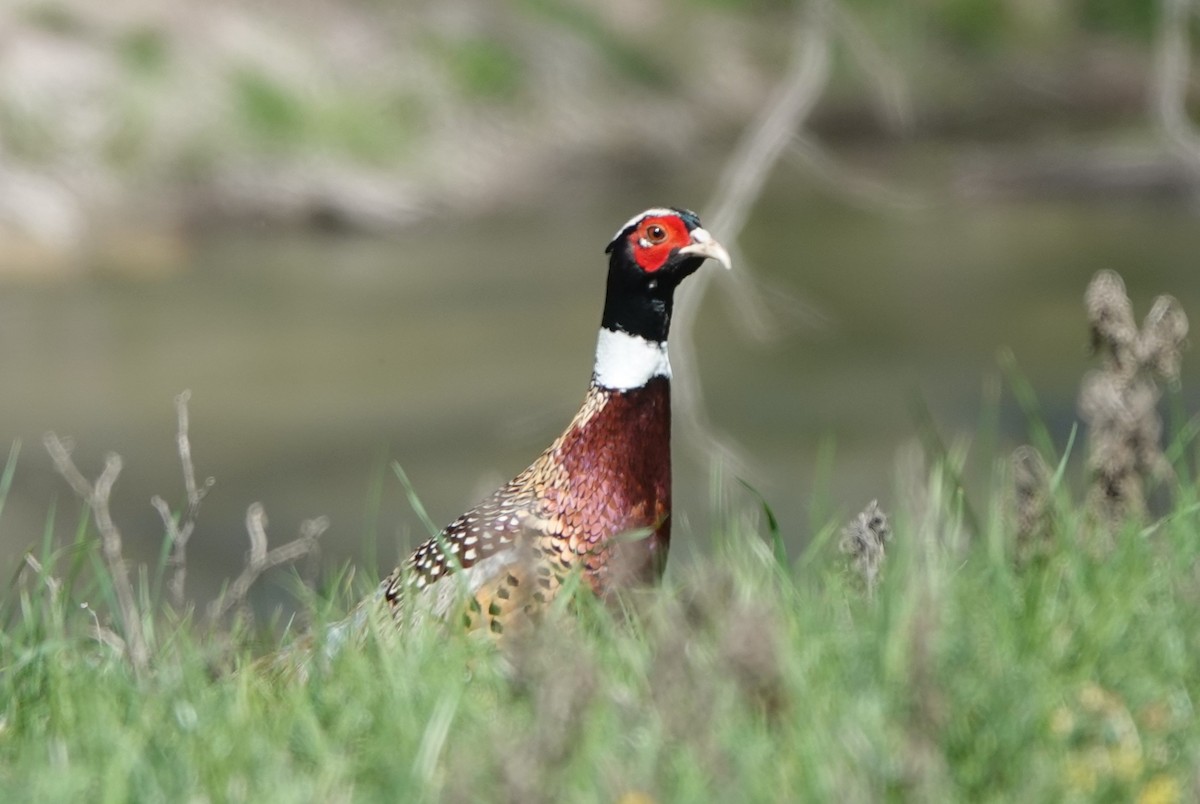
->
<box><xmin>81</xmin><ymin>601</ymin><xmax>127</xmax><ymax>656</ymax></box>
<box><xmin>1152</xmin><ymin>0</ymin><xmax>1200</xmax><ymax>176</ymax></box>
<box><xmin>247</xmin><ymin>502</ymin><xmax>269</xmax><ymax>568</ymax></box>
<box><xmin>704</xmin><ymin>1</ymin><xmax>835</xmax><ymax>241</ymax></box>
<box><xmin>673</xmin><ymin>0</ymin><xmax>920</xmax><ymax>489</ymax></box>
<box><xmin>92</xmin><ymin>454</ymin><xmax>125</xmax><ymax>561</ymax></box>
<box><xmin>152</xmin><ymin>390</ymin><xmax>215</xmax><ymax>610</ymax></box>
<box><xmin>42</xmin><ymin>434</ymin><xmax>92</xmax><ymax>500</ymax></box>
<box><xmin>672</xmin><ymin>1</ymin><xmax>835</xmax><ymax>479</ymax></box>
<box><xmin>43</xmin><ymin>433</ymin><xmax>150</xmax><ymax>678</ymax></box>
<box><xmin>151</xmin><ymin>495</ymin><xmax>193</xmax><ymax>610</ymax></box>
<box><xmin>22</xmin><ymin>553</ymin><xmax>62</xmax><ymax>607</ymax></box>
<box><xmin>208</xmin><ymin>504</ymin><xmax>329</xmax><ymax>623</ymax></box>
<box><xmin>174</xmin><ymin>390</ymin><xmax>214</xmax><ymax>513</ymax></box>
<box><xmin>787</xmin><ymin>133</ymin><xmax>925</xmax><ymax>211</ymax></box>
<box><xmin>830</xmin><ymin>2</ymin><xmax>914</xmax><ymax>135</ymax></box>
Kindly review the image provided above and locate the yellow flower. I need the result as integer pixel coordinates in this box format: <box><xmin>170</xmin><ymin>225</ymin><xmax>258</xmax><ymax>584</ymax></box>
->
<box><xmin>1137</xmin><ymin>775</ymin><xmax>1180</xmax><ymax>804</ymax></box>
<box><xmin>1110</xmin><ymin>744</ymin><xmax>1143</xmax><ymax>781</ymax></box>
<box><xmin>1065</xmin><ymin>756</ymin><xmax>1097</xmax><ymax>795</ymax></box>
<box><xmin>1079</xmin><ymin>682</ymin><xmax>1115</xmax><ymax>713</ymax></box>
<box><xmin>1050</xmin><ymin>705</ymin><xmax>1075</xmax><ymax>737</ymax></box>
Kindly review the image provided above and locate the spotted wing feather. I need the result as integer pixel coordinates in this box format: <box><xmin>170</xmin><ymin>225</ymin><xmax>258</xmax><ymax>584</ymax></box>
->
<box><xmin>382</xmin><ymin>480</ymin><xmax>532</xmax><ymax>597</ymax></box>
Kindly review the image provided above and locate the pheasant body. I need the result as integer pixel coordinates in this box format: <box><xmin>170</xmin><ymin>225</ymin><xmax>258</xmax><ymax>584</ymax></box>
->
<box><xmin>380</xmin><ymin>208</ymin><xmax>730</xmax><ymax>634</ymax></box>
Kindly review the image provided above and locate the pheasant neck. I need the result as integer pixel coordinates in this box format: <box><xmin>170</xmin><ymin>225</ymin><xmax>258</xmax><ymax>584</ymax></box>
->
<box><xmin>593</xmin><ymin>328</ymin><xmax>670</xmax><ymax>391</ymax></box>
<box><xmin>599</xmin><ymin>253</ymin><xmax>677</xmax><ymax>344</ymax></box>
<box><xmin>595</xmin><ymin>256</ymin><xmax>680</xmax><ymax>391</ymax></box>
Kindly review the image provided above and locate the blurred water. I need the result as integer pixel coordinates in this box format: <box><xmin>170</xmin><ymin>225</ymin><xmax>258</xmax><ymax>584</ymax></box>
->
<box><xmin>0</xmin><ymin>185</ymin><xmax>1197</xmax><ymax>607</ymax></box>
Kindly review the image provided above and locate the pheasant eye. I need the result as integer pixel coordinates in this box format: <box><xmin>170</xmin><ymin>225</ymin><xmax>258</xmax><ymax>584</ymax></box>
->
<box><xmin>645</xmin><ymin>224</ymin><xmax>667</xmax><ymax>244</ymax></box>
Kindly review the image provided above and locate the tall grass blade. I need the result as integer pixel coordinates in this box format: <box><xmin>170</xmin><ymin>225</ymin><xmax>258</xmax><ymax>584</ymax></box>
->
<box><xmin>807</xmin><ymin>434</ymin><xmax>837</xmax><ymax>535</ymax></box>
<box><xmin>391</xmin><ymin>461</ymin><xmax>470</xmax><ymax>599</ymax></box>
<box><xmin>413</xmin><ymin>687</ymin><xmax>462</xmax><ymax>786</ymax></box>
<box><xmin>799</xmin><ymin>519</ymin><xmax>839</xmax><ymax>571</ymax></box>
<box><xmin>910</xmin><ymin>393</ymin><xmax>982</xmax><ymax>537</ymax></box>
<box><xmin>391</xmin><ymin>462</ymin><xmax>441</xmax><ymax>538</ymax></box>
<box><xmin>1048</xmin><ymin>422</ymin><xmax>1077</xmax><ymax>492</ymax></box>
<box><xmin>1164</xmin><ymin>385</ymin><xmax>1200</xmax><ymax>489</ymax></box>
<box><xmin>1139</xmin><ymin>500</ymin><xmax>1200</xmax><ymax>538</ymax></box>
<box><xmin>151</xmin><ymin>509</ymin><xmax>177</xmax><ymax>610</ymax></box>
<box><xmin>737</xmin><ymin>477</ymin><xmax>787</xmax><ymax>568</ymax></box>
<box><xmin>0</xmin><ymin>440</ymin><xmax>20</xmax><ymax>525</ymax></box>
<box><xmin>999</xmin><ymin>348</ymin><xmax>1058</xmax><ymax>462</ymax></box>
<box><xmin>360</xmin><ymin>450</ymin><xmax>389</xmax><ymax>579</ymax></box>
<box><xmin>64</xmin><ymin>505</ymin><xmax>96</xmax><ymax>599</ymax></box>
<box><xmin>977</xmin><ymin>372</ymin><xmax>1001</xmax><ymax>485</ymax></box>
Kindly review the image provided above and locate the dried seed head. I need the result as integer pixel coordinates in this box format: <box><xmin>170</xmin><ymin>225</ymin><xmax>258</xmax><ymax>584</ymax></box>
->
<box><xmin>1012</xmin><ymin>445</ymin><xmax>1050</xmax><ymax>496</ymax></box>
<box><xmin>1078</xmin><ymin>271</ymin><xmax>1188</xmax><ymax>527</ymax></box>
<box><xmin>1010</xmin><ymin>446</ymin><xmax>1054</xmax><ymax>563</ymax></box>
<box><xmin>1085</xmin><ymin>270</ymin><xmax>1138</xmax><ymax>371</ymax></box>
<box><xmin>1139</xmin><ymin>295</ymin><xmax>1188</xmax><ymax>381</ymax></box>
<box><xmin>839</xmin><ymin>500</ymin><xmax>892</xmax><ymax>596</ymax></box>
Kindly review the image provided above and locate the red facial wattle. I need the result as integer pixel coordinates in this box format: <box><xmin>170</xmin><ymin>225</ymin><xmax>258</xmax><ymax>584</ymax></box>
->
<box><xmin>629</xmin><ymin>215</ymin><xmax>692</xmax><ymax>273</ymax></box>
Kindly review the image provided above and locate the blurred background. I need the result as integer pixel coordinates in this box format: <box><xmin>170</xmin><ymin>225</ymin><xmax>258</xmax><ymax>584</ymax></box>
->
<box><xmin>0</xmin><ymin>0</ymin><xmax>1198</xmax><ymax>609</ymax></box>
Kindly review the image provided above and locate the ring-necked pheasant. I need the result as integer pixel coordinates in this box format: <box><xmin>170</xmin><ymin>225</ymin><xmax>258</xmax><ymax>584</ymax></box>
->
<box><xmin>375</xmin><ymin>208</ymin><xmax>730</xmax><ymax>634</ymax></box>
<box><xmin>321</xmin><ymin>208</ymin><xmax>729</xmax><ymax>650</ymax></box>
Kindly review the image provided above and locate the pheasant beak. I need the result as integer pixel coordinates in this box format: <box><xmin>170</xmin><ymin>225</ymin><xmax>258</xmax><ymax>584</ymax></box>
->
<box><xmin>678</xmin><ymin>227</ymin><xmax>732</xmax><ymax>271</ymax></box>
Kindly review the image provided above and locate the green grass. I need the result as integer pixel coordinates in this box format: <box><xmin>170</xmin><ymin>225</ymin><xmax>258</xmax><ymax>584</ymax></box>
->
<box><xmin>0</xmin><ymin>444</ymin><xmax>1198</xmax><ymax>801</ymax></box>
<box><xmin>0</xmin><ymin>494</ymin><xmax>1195</xmax><ymax>800</ymax></box>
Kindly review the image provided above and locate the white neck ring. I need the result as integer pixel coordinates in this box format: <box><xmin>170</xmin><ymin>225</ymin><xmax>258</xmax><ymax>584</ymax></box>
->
<box><xmin>593</xmin><ymin>328</ymin><xmax>670</xmax><ymax>391</ymax></box>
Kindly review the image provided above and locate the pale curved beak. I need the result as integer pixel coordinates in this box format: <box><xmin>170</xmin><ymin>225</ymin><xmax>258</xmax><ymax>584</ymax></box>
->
<box><xmin>678</xmin><ymin>227</ymin><xmax>732</xmax><ymax>270</ymax></box>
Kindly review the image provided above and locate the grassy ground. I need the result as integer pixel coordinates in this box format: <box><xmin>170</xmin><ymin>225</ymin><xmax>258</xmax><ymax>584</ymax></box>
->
<box><xmin>0</xmin><ymin>427</ymin><xmax>1197</xmax><ymax>803</ymax></box>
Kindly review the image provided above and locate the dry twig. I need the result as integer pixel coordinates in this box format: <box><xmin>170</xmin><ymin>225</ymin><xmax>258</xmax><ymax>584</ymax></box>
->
<box><xmin>150</xmin><ymin>390</ymin><xmax>215</xmax><ymax>610</ymax></box>
<box><xmin>671</xmin><ymin>0</ymin><xmax>836</xmax><ymax>479</ymax></box>
<box><xmin>1153</xmin><ymin>0</ymin><xmax>1200</xmax><ymax>179</ymax></box>
<box><xmin>20</xmin><ymin>553</ymin><xmax>61</xmax><ymax>608</ymax></box>
<box><xmin>43</xmin><ymin>433</ymin><xmax>150</xmax><ymax>677</ymax></box>
<box><xmin>207</xmin><ymin>503</ymin><xmax>329</xmax><ymax>623</ymax></box>
<box><xmin>673</xmin><ymin>0</ymin><xmax>918</xmax><ymax>481</ymax></box>
<box><xmin>12</xmin><ymin>554</ymin><xmax>127</xmax><ymax>656</ymax></box>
